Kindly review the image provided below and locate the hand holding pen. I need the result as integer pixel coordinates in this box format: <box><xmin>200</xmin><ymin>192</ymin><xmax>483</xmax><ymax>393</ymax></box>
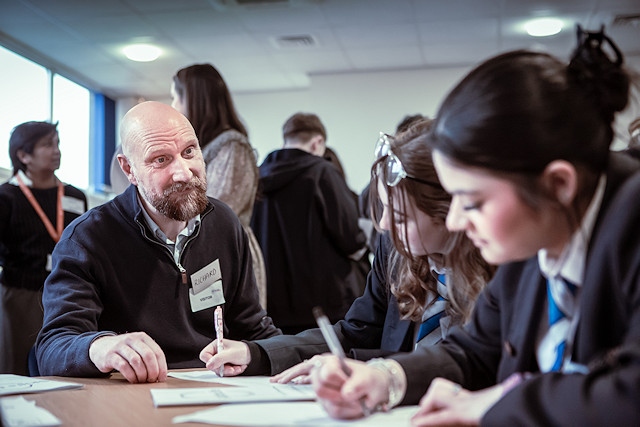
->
<box><xmin>310</xmin><ymin>355</ymin><xmax>393</xmax><ymax>420</ymax></box>
<box><xmin>199</xmin><ymin>338</ymin><xmax>250</xmax><ymax>376</ymax></box>
<box><xmin>312</xmin><ymin>307</ymin><xmax>372</xmax><ymax>417</ymax></box>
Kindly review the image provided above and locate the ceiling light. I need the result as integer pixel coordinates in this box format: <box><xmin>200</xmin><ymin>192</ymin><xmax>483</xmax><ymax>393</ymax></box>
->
<box><xmin>524</xmin><ymin>17</ymin><xmax>563</xmax><ymax>37</ymax></box>
<box><xmin>123</xmin><ymin>43</ymin><xmax>162</xmax><ymax>62</ymax></box>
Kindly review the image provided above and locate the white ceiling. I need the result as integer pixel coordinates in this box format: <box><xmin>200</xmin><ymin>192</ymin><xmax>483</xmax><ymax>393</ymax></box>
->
<box><xmin>1</xmin><ymin>0</ymin><xmax>639</xmax><ymax>100</ymax></box>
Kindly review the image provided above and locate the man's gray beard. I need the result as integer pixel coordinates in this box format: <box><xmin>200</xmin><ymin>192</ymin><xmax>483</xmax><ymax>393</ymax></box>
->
<box><xmin>143</xmin><ymin>178</ymin><xmax>208</xmax><ymax>221</ymax></box>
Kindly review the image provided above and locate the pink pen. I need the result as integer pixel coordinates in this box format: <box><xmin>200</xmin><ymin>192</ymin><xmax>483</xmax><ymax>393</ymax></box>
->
<box><xmin>214</xmin><ymin>305</ymin><xmax>224</xmax><ymax>377</ymax></box>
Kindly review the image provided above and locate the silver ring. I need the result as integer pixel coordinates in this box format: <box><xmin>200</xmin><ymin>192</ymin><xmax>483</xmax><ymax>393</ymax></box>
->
<box><xmin>452</xmin><ymin>383</ymin><xmax>462</xmax><ymax>395</ymax></box>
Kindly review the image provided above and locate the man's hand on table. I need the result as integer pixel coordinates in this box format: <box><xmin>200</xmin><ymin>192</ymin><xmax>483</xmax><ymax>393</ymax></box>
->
<box><xmin>89</xmin><ymin>332</ymin><xmax>168</xmax><ymax>383</ymax></box>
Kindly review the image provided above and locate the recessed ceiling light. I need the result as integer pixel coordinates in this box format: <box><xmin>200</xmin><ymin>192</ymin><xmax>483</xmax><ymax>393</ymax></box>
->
<box><xmin>123</xmin><ymin>43</ymin><xmax>162</xmax><ymax>62</ymax></box>
<box><xmin>524</xmin><ymin>17</ymin><xmax>563</xmax><ymax>37</ymax></box>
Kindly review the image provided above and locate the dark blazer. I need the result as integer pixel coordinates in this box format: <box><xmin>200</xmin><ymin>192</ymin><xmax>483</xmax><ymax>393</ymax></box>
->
<box><xmin>251</xmin><ymin>233</ymin><xmax>418</xmax><ymax>375</ymax></box>
<box><xmin>392</xmin><ymin>153</ymin><xmax>640</xmax><ymax>425</ymax></box>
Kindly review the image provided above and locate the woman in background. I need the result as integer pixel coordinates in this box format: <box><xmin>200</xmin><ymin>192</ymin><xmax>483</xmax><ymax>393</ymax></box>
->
<box><xmin>0</xmin><ymin>121</ymin><xmax>87</xmax><ymax>375</ymax></box>
<box><xmin>171</xmin><ymin>64</ymin><xmax>266</xmax><ymax>308</ymax></box>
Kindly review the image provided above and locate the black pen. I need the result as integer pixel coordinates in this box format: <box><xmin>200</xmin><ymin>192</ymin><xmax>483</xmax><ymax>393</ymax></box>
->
<box><xmin>313</xmin><ymin>306</ymin><xmax>371</xmax><ymax>417</ymax></box>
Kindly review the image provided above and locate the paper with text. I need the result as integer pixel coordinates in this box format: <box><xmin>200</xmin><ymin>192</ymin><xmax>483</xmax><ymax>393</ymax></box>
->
<box><xmin>151</xmin><ymin>382</ymin><xmax>315</xmax><ymax>407</ymax></box>
<box><xmin>172</xmin><ymin>401</ymin><xmax>419</xmax><ymax>425</ymax></box>
<box><xmin>0</xmin><ymin>374</ymin><xmax>83</xmax><ymax>396</ymax></box>
<box><xmin>169</xmin><ymin>371</ymin><xmax>277</xmax><ymax>387</ymax></box>
<box><xmin>0</xmin><ymin>396</ymin><xmax>62</xmax><ymax>427</ymax></box>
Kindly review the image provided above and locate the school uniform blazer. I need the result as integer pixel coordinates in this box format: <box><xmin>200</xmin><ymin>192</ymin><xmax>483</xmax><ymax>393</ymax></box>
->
<box><xmin>391</xmin><ymin>152</ymin><xmax>640</xmax><ymax>425</ymax></box>
<box><xmin>249</xmin><ymin>233</ymin><xmax>417</xmax><ymax>375</ymax></box>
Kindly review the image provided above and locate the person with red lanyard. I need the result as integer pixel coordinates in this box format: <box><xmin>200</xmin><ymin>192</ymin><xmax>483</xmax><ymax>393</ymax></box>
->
<box><xmin>0</xmin><ymin>121</ymin><xmax>87</xmax><ymax>375</ymax></box>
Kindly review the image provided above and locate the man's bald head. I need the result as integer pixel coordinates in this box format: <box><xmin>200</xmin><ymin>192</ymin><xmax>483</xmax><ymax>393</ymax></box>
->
<box><xmin>120</xmin><ymin>101</ymin><xmax>196</xmax><ymax>159</ymax></box>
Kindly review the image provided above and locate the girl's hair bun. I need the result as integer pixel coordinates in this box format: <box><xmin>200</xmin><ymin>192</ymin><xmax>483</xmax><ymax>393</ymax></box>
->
<box><xmin>568</xmin><ymin>25</ymin><xmax>630</xmax><ymax>122</ymax></box>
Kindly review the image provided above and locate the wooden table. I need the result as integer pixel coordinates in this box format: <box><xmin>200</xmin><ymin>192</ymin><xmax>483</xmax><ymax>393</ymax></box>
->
<box><xmin>7</xmin><ymin>370</ymin><xmax>241</xmax><ymax>427</ymax></box>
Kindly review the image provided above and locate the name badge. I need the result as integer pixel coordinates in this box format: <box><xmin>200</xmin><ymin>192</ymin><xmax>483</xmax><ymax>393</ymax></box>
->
<box><xmin>62</xmin><ymin>196</ymin><xmax>86</xmax><ymax>215</ymax></box>
<box><xmin>191</xmin><ymin>259</ymin><xmax>222</xmax><ymax>294</ymax></box>
<box><xmin>189</xmin><ymin>280</ymin><xmax>225</xmax><ymax>312</ymax></box>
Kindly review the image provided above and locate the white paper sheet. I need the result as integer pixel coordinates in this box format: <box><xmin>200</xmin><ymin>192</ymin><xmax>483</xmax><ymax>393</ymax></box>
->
<box><xmin>168</xmin><ymin>371</ymin><xmax>275</xmax><ymax>387</ymax></box>
<box><xmin>0</xmin><ymin>396</ymin><xmax>62</xmax><ymax>427</ymax></box>
<box><xmin>151</xmin><ymin>382</ymin><xmax>315</xmax><ymax>407</ymax></box>
<box><xmin>172</xmin><ymin>401</ymin><xmax>419</xmax><ymax>426</ymax></box>
<box><xmin>0</xmin><ymin>374</ymin><xmax>83</xmax><ymax>396</ymax></box>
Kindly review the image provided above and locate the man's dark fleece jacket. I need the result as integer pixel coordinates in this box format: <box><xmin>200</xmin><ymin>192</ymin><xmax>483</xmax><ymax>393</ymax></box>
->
<box><xmin>36</xmin><ymin>185</ymin><xmax>281</xmax><ymax>377</ymax></box>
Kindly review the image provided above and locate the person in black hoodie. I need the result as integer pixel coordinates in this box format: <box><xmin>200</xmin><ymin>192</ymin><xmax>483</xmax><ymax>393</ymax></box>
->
<box><xmin>251</xmin><ymin>112</ymin><xmax>367</xmax><ymax>334</ymax></box>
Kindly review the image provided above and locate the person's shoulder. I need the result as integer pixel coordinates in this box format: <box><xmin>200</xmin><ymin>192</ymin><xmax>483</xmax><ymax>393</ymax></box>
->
<box><xmin>224</xmin><ymin>128</ymin><xmax>249</xmax><ymax>143</ymax></box>
<box><xmin>63</xmin><ymin>184</ymin><xmax>87</xmax><ymax>200</ymax></box>
<box><xmin>61</xmin><ymin>198</ymin><xmax>122</xmax><ymax>239</ymax></box>
<box><xmin>603</xmin><ymin>169</ymin><xmax>640</xmax><ymax>217</ymax></box>
<box><xmin>305</xmin><ymin>154</ymin><xmax>337</xmax><ymax>172</ymax></box>
<box><xmin>313</xmin><ymin>157</ymin><xmax>351</xmax><ymax>186</ymax></box>
<box><xmin>200</xmin><ymin>198</ymin><xmax>244</xmax><ymax>241</ymax></box>
<box><xmin>0</xmin><ymin>181</ymin><xmax>20</xmax><ymax>203</ymax></box>
<box><xmin>486</xmin><ymin>258</ymin><xmax>540</xmax><ymax>297</ymax></box>
<box><xmin>203</xmin><ymin>130</ymin><xmax>254</xmax><ymax>165</ymax></box>
<box><xmin>601</xmin><ymin>152</ymin><xmax>640</xmax><ymax>212</ymax></box>
<box><xmin>0</xmin><ymin>181</ymin><xmax>16</xmax><ymax>193</ymax></box>
<box><xmin>203</xmin><ymin>197</ymin><xmax>238</xmax><ymax>222</ymax></box>
<box><xmin>210</xmin><ymin>129</ymin><xmax>250</xmax><ymax>148</ymax></box>
<box><xmin>610</xmin><ymin>150</ymin><xmax>640</xmax><ymax>172</ymax></box>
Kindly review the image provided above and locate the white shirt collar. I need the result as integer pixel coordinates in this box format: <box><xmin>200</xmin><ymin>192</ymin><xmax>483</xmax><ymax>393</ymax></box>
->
<box><xmin>428</xmin><ymin>258</ymin><xmax>449</xmax><ymax>299</ymax></box>
<box><xmin>9</xmin><ymin>170</ymin><xmax>32</xmax><ymax>186</ymax></box>
<box><xmin>137</xmin><ymin>193</ymin><xmax>200</xmax><ymax>244</ymax></box>
<box><xmin>538</xmin><ymin>175</ymin><xmax>606</xmax><ymax>286</ymax></box>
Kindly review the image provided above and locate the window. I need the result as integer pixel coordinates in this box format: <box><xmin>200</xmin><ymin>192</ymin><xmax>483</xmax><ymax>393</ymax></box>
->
<box><xmin>52</xmin><ymin>74</ymin><xmax>91</xmax><ymax>189</ymax></box>
<box><xmin>0</xmin><ymin>46</ymin><xmax>49</xmax><ymax>172</ymax></box>
<box><xmin>0</xmin><ymin>45</ymin><xmax>92</xmax><ymax>189</ymax></box>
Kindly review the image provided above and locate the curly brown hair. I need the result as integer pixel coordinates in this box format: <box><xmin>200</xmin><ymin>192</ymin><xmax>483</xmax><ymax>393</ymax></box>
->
<box><xmin>369</xmin><ymin>119</ymin><xmax>495</xmax><ymax>325</ymax></box>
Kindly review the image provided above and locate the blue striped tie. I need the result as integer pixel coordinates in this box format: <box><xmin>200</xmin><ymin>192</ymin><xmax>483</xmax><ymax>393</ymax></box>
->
<box><xmin>416</xmin><ymin>274</ymin><xmax>446</xmax><ymax>342</ymax></box>
<box><xmin>543</xmin><ymin>277</ymin><xmax>578</xmax><ymax>372</ymax></box>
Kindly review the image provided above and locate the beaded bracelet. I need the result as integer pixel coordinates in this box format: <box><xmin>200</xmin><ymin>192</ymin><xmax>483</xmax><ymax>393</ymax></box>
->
<box><xmin>366</xmin><ymin>358</ymin><xmax>407</xmax><ymax>409</ymax></box>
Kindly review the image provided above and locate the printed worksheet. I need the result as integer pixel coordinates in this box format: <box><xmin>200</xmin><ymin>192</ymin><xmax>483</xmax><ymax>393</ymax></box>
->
<box><xmin>172</xmin><ymin>401</ymin><xmax>419</xmax><ymax>426</ymax></box>
<box><xmin>0</xmin><ymin>397</ymin><xmax>62</xmax><ymax>427</ymax></box>
<box><xmin>0</xmin><ymin>374</ymin><xmax>83</xmax><ymax>396</ymax></box>
<box><xmin>151</xmin><ymin>382</ymin><xmax>315</xmax><ymax>407</ymax></box>
<box><xmin>168</xmin><ymin>371</ymin><xmax>275</xmax><ymax>387</ymax></box>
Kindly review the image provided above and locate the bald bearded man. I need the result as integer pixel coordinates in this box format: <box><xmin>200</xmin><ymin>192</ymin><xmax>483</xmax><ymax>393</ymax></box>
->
<box><xmin>36</xmin><ymin>101</ymin><xmax>280</xmax><ymax>383</ymax></box>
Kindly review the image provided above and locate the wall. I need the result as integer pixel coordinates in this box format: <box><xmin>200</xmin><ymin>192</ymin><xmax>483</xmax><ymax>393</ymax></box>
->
<box><xmin>233</xmin><ymin>66</ymin><xmax>470</xmax><ymax>193</ymax></box>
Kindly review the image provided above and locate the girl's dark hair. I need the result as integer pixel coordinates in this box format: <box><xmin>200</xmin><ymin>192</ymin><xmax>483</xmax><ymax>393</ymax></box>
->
<box><xmin>427</xmin><ymin>25</ymin><xmax>632</xmax><ymax>228</ymax></box>
<box><xmin>369</xmin><ymin>119</ymin><xmax>494</xmax><ymax>324</ymax></box>
<box><xmin>9</xmin><ymin>121</ymin><xmax>58</xmax><ymax>174</ymax></box>
<box><xmin>172</xmin><ymin>64</ymin><xmax>247</xmax><ymax>147</ymax></box>
<box><xmin>429</xmin><ymin>26</ymin><xmax>629</xmax><ymax>175</ymax></box>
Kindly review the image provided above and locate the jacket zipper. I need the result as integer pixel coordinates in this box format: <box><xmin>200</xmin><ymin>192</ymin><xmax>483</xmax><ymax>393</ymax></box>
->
<box><xmin>136</xmin><ymin>216</ymin><xmax>204</xmax><ymax>287</ymax></box>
